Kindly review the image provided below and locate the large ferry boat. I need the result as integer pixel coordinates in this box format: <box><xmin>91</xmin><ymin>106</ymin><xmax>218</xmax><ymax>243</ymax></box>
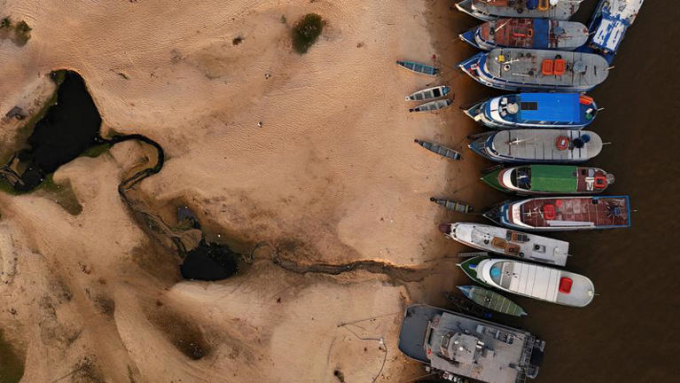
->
<box><xmin>398</xmin><ymin>304</ymin><xmax>545</xmax><ymax>382</ymax></box>
<box><xmin>459</xmin><ymin>48</ymin><xmax>610</xmax><ymax>92</ymax></box>
<box><xmin>455</xmin><ymin>0</ymin><xmax>581</xmax><ymax>21</ymax></box>
<box><xmin>484</xmin><ymin>196</ymin><xmax>632</xmax><ymax>231</ymax></box>
<box><xmin>461</xmin><ymin>18</ymin><xmax>589</xmax><ymax>51</ymax></box>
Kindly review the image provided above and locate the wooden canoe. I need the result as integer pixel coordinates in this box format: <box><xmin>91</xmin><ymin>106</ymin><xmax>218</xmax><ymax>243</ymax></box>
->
<box><xmin>458</xmin><ymin>285</ymin><xmax>528</xmax><ymax>317</ymax></box>
<box><xmin>405</xmin><ymin>85</ymin><xmax>451</xmax><ymax>102</ymax></box>
<box><xmin>409</xmin><ymin>99</ymin><xmax>453</xmax><ymax>113</ymax></box>
<box><xmin>396</xmin><ymin>60</ymin><xmax>440</xmax><ymax>76</ymax></box>
<box><xmin>414</xmin><ymin>139</ymin><xmax>461</xmax><ymax>161</ymax></box>
<box><xmin>430</xmin><ymin>197</ymin><xmax>473</xmax><ymax>213</ymax></box>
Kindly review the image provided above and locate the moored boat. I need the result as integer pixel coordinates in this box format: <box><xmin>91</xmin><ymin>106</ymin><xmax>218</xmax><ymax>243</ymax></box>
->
<box><xmin>396</xmin><ymin>60</ymin><xmax>439</xmax><ymax>76</ymax></box>
<box><xmin>459</xmin><ymin>48</ymin><xmax>610</xmax><ymax>92</ymax></box>
<box><xmin>405</xmin><ymin>85</ymin><xmax>451</xmax><ymax>102</ymax></box>
<box><xmin>415</xmin><ymin>139</ymin><xmax>462</xmax><ymax>161</ymax></box>
<box><xmin>464</xmin><ymin>93</ymin><xmax>598</xmax><ymax>129</ymax></box>
<box><xmin>484</xmin><ymin>196</ymin><xmax>631</xmax><ymax>231</ymax></box>
<box><xmin>585</xmin><ymin>0</ymin><xmax>645</xmax><ymax>62</ymax></box>
<box><xmin>458</xmin><ymin>255</ymin><xmax>488</xmax><ymax>284</ymax></box>
<box><xmin>476</xmin><ymin>258</ymin><xmax>596</xmax><ymax>307</ymax></box>
<box><xmin>455</xmin><ymin>0</ymin><xmax>581</xmax><ymax>21</ymax></box>
<box><xmin>430</xmin><ymin>197</ymin><xmax>473</xmax><ymax>213</ymax></box>
<box><xmin>482</xmin><ymin>165</ymin><xmax>615</xmax><ymax>195</ymax></box>
<box><xmin>460</xmin><ymin>18</ymin><xmax>589</xmax><ymax>51</ymax></box>
<box><xmin>398</xmin><ymin>304</ymin><xmax>545</xmax><ymax>382</ymax></box>
<box><xmin>440</xmin><ymin>222</ymin><xmax>569</xmax><ymax>266</ymax></box>
<box><xmin>468</xmin><ymin>129</ymin><xmax>603</xmax><ymax>163</ymax></box>
<box><xmin>409</xmin><ymin>99</ymin><xmax>453</xmax><ymax>113</ymax></box>
<box><xmin>458</xmin><ymin>285</ymin><xmax>528</xmax><ymax>317</ymax></box>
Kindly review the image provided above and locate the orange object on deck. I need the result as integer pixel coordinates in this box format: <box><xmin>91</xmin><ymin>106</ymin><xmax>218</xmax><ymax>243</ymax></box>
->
<box><xmin>541</xmin><ymin>59</ymin><xmax>555</xmax><ymax>75</ymax></box>
<box><xmin>555</xmin><ymin>136</ymin><xmax>570</xmax><ymax>150</ymax></box>
<box><xmin>594</xmin><ymin>175</ymin><xmax>608</xmax><ymax>188</ymax></box>
<box><xmin>579</xmin><ymin>95</ymin><xmax>595</xmax><ymax>105</ymax></box>
<box><xmin>554</xmin><ymin>59</ymin><xmax>566</xmax><ymax>75</ymax></box>
<box><xmin>538</xmin><ymin>0</ymin><xmax>550</xmax><ymax>11</ymax></box>
<box><xmin>542</xmin><ymin>204</ymin><xmax>557</xmax><ymax>220</ymax></box>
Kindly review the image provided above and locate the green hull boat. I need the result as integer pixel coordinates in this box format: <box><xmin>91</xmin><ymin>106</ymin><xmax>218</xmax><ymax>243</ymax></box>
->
<box><xmin>458</xmin><ymin>285</ymin><xmax>527</xmax><ymax>317</ymax></box>
<box><xmin>457</xmin><ymin>256</ymin><xmax>487</xmax><ymax>285</ymax></box>
<box><xmin>480</xmin><ymin>165</ymin><xmax>615</xmax><ymax>195</ymax></box>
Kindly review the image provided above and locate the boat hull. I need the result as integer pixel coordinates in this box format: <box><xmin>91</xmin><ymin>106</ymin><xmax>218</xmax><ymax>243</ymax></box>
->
<box><xmin>458</xmin><ymin>285</ymin><xmax>527</xmax><ymax>317</ymax></box>
<box><xmin>455</xmin><ymin>0</ymin><xmax>579</xmax><ymax>21</ymax></box>
<box><xmin>463</xmin><ymin>19</ymin><xmax>589</xmax><ymax>51</ymax></box>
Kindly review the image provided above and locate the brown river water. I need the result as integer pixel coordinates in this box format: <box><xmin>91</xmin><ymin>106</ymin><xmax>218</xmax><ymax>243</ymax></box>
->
<box><xmin>503</xmin><ymin>1</ymin><xmax>680</xmax><ymax>381</ymax></box>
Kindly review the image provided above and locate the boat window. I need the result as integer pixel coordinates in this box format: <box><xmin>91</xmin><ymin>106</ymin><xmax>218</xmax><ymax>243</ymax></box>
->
<box><xmin>520</xmin><ymin>102</ymin><xmax>538</xmax><ymax>111</ymax></box>
<box><xmin>490</xmin><ymin>264</ymin><xmax>503</xmax><ymax>284</ymax></box>
<box><xmin>513</xmin><ymin>167</ymin><xmax>531</xmax><ymax>190</ymax></box>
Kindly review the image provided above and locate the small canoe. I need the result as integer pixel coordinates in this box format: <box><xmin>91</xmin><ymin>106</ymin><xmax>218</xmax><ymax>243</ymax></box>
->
<box><xmin>409</xmin><ymin>99</ymin><xmax>453</xmax><ymax>113</ymax></box>
<box><xmin>405</xmin><ymin>86</ymin><xmax>451</xmax><ymax>102</ymax></box>
<box><xmin>457</xmin><ymin>256</ymin><xmax>487</xmax><ymax>284</ymax></box>
<box><xmin>396</xmin><ymin>60</ymin><xmax>440</xmax><ymax>76</ymax></box>
<box><xmin>430</xmin><ymin>197</ymin><xmax>473</xmax><ymax>213</ymax></box>
<box><xmin>458</xmin><ymin>285</ymin><xmax>527</xmax><ymax>317</ymax></box>
<box><xmin>414</xmin><ymin>139</ymin><xmax>461</xmax><ymax>161</ymax></box>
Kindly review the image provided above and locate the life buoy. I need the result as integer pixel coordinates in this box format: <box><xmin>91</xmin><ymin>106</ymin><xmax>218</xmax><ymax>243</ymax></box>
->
<box><xmin>594</xmin><ymin>175</ymin><xmax>608</xmax><ymax>188</ymax></box>
<box><xmin>579</xmin><ymin>95</ymin><xmax>595</xmax><ymax>105</ymax></box>
<box><xmin>555</xmin><ymin>136</ymin><xmax>570</xmax><ymax>150</ymax></box>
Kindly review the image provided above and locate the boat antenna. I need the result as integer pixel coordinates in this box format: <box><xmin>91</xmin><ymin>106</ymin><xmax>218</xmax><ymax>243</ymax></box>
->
<box><xmin>606</xmin><ymin>66</ymin><xmax>615</xmax><ymax>71</ymax></box>
<box><xmin>602</xmin><ymin>142</ymin><xmax>612</xmax><ymax>146</ymax></box>
<box><xmin>597</xmin><ymin>107</ymin><xmax>605</xmax><ymax>112</ymax></box>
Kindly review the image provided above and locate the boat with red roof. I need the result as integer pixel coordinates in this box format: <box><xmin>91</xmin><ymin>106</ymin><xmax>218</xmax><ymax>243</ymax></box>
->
<box><xmin>461</xmin><ymin>18</ymin><xmax>589</xmax><ymax>51</ymax></box>
<box><xmin>484</xmin><ymin>196</ymin><xmax>631</xmax><ymax>231</ymax></box>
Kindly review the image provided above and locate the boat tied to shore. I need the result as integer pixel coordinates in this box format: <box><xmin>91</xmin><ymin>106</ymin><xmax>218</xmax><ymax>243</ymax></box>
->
<box><xmin>458</xmin><ymin>285</ymin><xmax>528</xmax><ymax>317</ymax></box>
<box><xmin>468</xmin><ymin>129</ymin><xmax>603</xmax><ymax>163</ymax></box>
<box><xmin>583</xmin><ymin>0</ymin><xmax>645</xmax><ymax>62</ymax></box>
<box><xmin>398</xmin><ymin>304</ymin><xmax>545</xmax><ymax>382</ymax></box>
<box><xmin>405</xmin><ymin>85</ymin><xmax>451</xmax><ymax>102</ymax></box>
<box><xmin>409</xmin><ymin>99</ymin><xmax>453</xmax><ymax>113</ymax></box>
<box><xmin>473</xmin><ymin>258</ymin><xmax>596</xmax><ymax>307</ymax></box>
<box><xmin>430</xmin><ymin>197</ymin><xmax>473</xmax><ymax>213</ymax></box>
<box><xmin>464</xmin><ymin>93</ymin><xmax>598</xmax><ymax>129</ymax></box>
<box><xmin>481</xmin><ymin>165</ymin><xmax>615</xmax><ymax>195</ymax></box>
<box><xmin>460</xmin><ymin>18</ymin><xmax>589</xmax><ymax>51</ymax></box>
<box><xmin>415</xmin><ymin>139</ymin><xmax>462</xmax><ymax>161</ymax></box>
<box><xmin>459</xmin><ymin>48</ymin><xmax>610</xmax><ymax>92</ymax></box>
<box><xmin>396</xmin><ymin>60</ymin><xmax>440</xmax><ymax>76</ymax></box>
<box><xmin>441</xmin><ymin>222</ymin><xmax>569</xmax><ymax>266</ymax></box>
<box><xmin>455</xmin><ymin>0</ymin><xmax>582</xmax><ymax>21</ymax></box>
<box><xmin>484</xmin><ymin>196</ymin><xmax>631</xmax><ymax>231</ymax></box>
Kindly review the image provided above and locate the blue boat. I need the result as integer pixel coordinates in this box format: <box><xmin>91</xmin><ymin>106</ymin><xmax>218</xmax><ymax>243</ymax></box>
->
<box><xmin>579</xmin><ymin>0</ymin><xmax>645</xmax><ymax>64</ymax></box>
<box><xmin>460</xmin><ymin>18</ymin><xmax>589</xmax><ymax>51</ymax></box>
<box><xmin>465</xmin><ymin>93</ymin><xmax>598</xmax><ymax>129</ymax></box>
<box><xmin>468</xmin><ymin>129</ymin><xmax>603</xmax><ymax>164</ymax></box>
<box><xmin>459</xmin><ymin>48</ymin><xmax>610</xmax><ymax>92</ymax></box>
<box><xmin>396</xmin><ymin>60</ymin><xmax>439</xmax><ymax>77</ymax></box>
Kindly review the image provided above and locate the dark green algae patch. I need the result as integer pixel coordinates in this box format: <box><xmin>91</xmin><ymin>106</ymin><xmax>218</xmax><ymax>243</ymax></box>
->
<box><xmin>0</xmin><ymin>330</ymin><xmax>24</xmax><ymax>383</ymax></box>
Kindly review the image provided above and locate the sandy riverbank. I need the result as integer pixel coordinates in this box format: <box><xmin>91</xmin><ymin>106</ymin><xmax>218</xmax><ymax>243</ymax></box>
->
<box><xmin>0</xmin><ymin>0</ymin><xmax>497</xmax><ymax>381</ymax></box>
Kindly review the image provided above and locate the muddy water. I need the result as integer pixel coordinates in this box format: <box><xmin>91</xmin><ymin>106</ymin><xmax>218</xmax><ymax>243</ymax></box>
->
<box><xmin>470</xmin><ymin>2</ymin><xmax>680</xmax><ymax>382</ymax></box>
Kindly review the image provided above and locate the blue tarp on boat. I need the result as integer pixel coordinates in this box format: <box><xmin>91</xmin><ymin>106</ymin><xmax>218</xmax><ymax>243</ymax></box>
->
<box><xmin>518</xmin><ymin>93</ymin><xmax>580</xmax><ymax>123</ymax></box>
<box><xmin>533</xmin><ymin>19</ymin><xmax>551</xmax><ymax>49</ymax></box>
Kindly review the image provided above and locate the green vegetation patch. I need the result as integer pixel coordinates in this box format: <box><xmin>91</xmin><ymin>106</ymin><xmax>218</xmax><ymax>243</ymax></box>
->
<box><xmin>292</xmin><ymin>13</ymin><xmax>324</xmax><ymax>54</ymax></box>
<box><xmin>0</xmin><ymin>17</ymin><xmax>32</xmax><ymax>46</ymax></box>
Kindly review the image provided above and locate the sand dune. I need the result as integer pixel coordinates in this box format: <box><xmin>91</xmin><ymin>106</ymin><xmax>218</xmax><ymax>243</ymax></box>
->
<box><xmin>0</xmin><ymin>0</ymin><xmax>491</xmax><ymax>381</ymax></box>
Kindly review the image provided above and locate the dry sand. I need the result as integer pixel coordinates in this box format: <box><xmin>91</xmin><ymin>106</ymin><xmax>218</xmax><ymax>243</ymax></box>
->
<box><xmin>0</xmin><ymin>0</ymin><xmax>497</xmax><ymax>382</ymax></box>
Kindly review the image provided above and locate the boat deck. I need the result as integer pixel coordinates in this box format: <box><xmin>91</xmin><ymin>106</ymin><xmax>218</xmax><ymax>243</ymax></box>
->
<box><xmin>458</xmin><ymin>0</ymin><xmax>579</xmax><ymax>20</ymax></box>
<box><xmin>490</xmin><ymin>129</ymin><xmax>602</xmax><ymax>162</ymax></box>
<box><xmin>515</xmin><ymin>197</ymin><xmax>630</xmax><ymax>228</ymax></box>
<box><xmin>483</xmin><ymin>48</ymin><xmax>609</xmax><ymax>88</ymax></box>
<box><xmin>480</xmin><ymin>19</ymin><xmax>587</xmax><ymax>50</ymax></box>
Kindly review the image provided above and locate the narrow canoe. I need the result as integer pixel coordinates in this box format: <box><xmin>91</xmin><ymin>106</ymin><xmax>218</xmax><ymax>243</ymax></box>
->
<box><xmin>458</xmin><ymin>285</ymin><xmax>527</xmax><ymax>317</ymax></box>
<box><xmin>396</xmin><ymin>60</ymin><xmax>440</xmax><ymax>76</ymax></box>
<box><xmin>415</xmin><ymin>139</ymin><xmax>462</xmax><ymax>161</ymax></box>
<box><xmin>457</xmin><ymin>256</ymin><xmax>487</xmax><ymax>284</ymax></box>
<box><xmin>405</xmin><ymin>85</ymin><xmax>451</xmax><ymax>102</ymax></box>
<box><xmin>430</xmin><ymin>197</ymin><xmax>473</xmax><ymax>213</ymax></box>
<box><xmin>409</xmin><ymin>99</ymin><xmax>453</xmax><ymax>113</ymax></box>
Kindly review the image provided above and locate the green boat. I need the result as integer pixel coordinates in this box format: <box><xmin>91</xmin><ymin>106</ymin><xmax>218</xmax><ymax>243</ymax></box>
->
<box><xmin>457</xmin><ymin>256</ymin><xmax>487</xmax><ymax>285</ymax></box>
<box><xmin>481</xmin><ymin>165</ymin><xmax>615</xmax><ymax>195</ymax></box>
<box><xmin>458</xmin><ymin>285</ymin><xmax>527</xmax><ymax>317</ymax></box>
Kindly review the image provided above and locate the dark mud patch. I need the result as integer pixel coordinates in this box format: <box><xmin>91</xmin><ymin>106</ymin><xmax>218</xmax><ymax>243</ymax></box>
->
<box><xmin>69</xmin><ymin>355</ymin><xmax>104</xmax><ymax>383</ymax></box>
<box><xmin>146</xmin><ymin>308</ymin><xmax>211</xmax><ymax>360</ymax></box>
<box><xmin>180</xmin><ymin>240</ymin><xmax>241</xmax><ymax>281</ymax></box>
<box><xmin>0</xmin><ymin>329</ymin><xmax>24</xmax><ymax>383</ymax></box>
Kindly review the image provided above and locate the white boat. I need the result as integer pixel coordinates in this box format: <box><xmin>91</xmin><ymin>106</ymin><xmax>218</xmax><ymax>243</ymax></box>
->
<box><xmin>409</xmin><ymin>99</ymin><xmax>453</xmax><ymax>113</ymax></box>
<box><xmin>476</xmin><ymin>258</ymin><xmax>595</xmax><ymax>307</ymax></box>
<box><xmin>455</xmin><ymin>0</ymin><xmax>582</xmax><ymax>21</ymax></box>
<box><xmin>405</xmin><ymin>86</ymin><xmax>451</xmax><ymax>102</ymax></box>
<box><xmin>440</xmin><ymin>222</ymin><xmax>569</xmax><ymax>266</ymax></box>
